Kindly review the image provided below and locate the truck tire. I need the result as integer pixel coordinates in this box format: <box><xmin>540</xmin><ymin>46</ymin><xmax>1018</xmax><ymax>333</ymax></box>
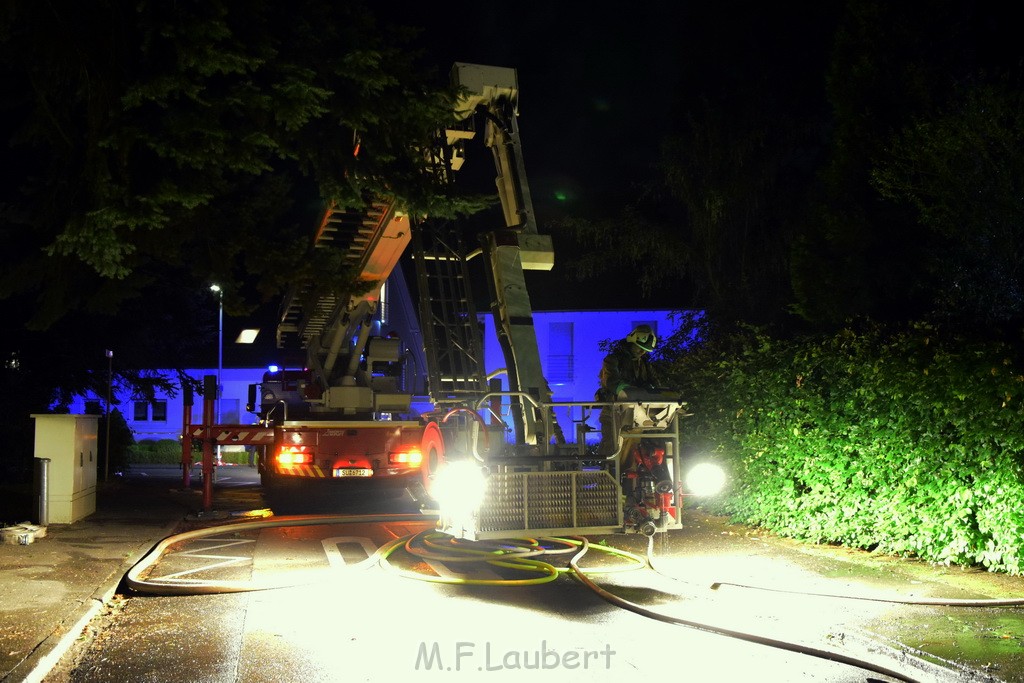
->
<box><xmin>420</xmin><ymin>421</ymin><xmax>446</xmax><ymax>501</ymax></box>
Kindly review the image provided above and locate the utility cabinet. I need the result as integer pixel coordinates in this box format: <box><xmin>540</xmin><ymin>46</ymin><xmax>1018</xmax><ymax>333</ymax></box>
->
<box><xmin>31</xmin><ymin>414</ymin><xmax>99</xmax><ymax>524</ymax></box>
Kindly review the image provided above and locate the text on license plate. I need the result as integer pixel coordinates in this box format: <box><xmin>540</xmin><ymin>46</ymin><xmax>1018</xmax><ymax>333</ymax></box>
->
<box><xmin>333</xmin><ymin>468</ymin><xmax>373</xmax><ymax>478</ymax></box>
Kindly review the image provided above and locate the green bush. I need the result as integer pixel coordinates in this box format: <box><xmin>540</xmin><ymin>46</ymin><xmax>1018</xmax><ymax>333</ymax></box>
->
<box><xmin>667</xmin><ymin>321</ymin><xmax>1024</xmax><ymax>574</ymax></box>
<box><xmin>216</xmin><ymin>450</ymin><xmax>253</xmax><ymax>466</ymax></box>
<box><xmin>126</xmin><ymin>439</ymin><xmax>253</xmax><ymax>466</ymax></box>
<box><xmin>127</xmin><ymin>439</ymin><xmax>188</xmax><ymax>464</ymax></box>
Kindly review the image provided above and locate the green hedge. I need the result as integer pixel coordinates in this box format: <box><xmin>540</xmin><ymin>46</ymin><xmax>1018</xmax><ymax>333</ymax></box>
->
<box><xmin>127</xmin><ymin>439</ymin><xmax>252</xmax><ymax>465</ymax></box>
<box><xmin>668</xmin><ymin>322</ymin><xmax>1024</xmax><ymax>574</ymax></box>
<box><xmin>127</xmin><ymin>439</ymin><xmax>186</xmax><ymax>464</ymax></box>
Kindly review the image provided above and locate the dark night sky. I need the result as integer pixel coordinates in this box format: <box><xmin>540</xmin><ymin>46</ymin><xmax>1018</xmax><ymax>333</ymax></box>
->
<box><xmin>389</xmin><ymin>3</ymin><xmax>843</xmax><ymax>312</ymax></box>
<box><xmin>392</xmin><ymin>4</ymin><xmax>697</xmax><ymax>311</ymax></box>
<box><xmin>235</xmin><ymin>3</ymin><xmax>841</xmax><ymax>360</ymax></box>
<box><xmin>3</xmin><ymin>2</ymin><xmax>1020</xmax><ymax>384</ymax></box>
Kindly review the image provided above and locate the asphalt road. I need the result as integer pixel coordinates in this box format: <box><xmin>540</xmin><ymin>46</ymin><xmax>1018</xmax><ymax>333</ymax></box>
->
<box><xmin>49</xmin><ymin>525</ymin><xmax>915</xmax><ymax>683</ymax></box>
<box><xmin>37</xmin><ymin>466</ymin><xmax>1021</xmax><ymax>683</ymax></box>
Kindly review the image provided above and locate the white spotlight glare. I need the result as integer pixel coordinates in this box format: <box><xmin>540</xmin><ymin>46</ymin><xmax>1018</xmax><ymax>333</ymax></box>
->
<box><xmin>685</xmin><ymin>462</ymin><xmax>726</xmax><ymax>496</ymax></box>
<box><xmin>432</xmin><ymin>460</ymin><xmax>487</xmax><ymax>514</ymax></box>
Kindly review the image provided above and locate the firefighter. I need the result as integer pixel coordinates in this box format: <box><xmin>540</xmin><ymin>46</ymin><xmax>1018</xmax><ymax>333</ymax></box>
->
<box><xmin>595</xmin><ymin>324</ymin><xmax>659</xmax><ymax>456</ymax></box>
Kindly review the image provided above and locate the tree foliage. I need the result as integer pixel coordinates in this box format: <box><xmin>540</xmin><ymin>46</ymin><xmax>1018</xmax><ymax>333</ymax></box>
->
<box><xmin>558</xmin><ymin>1</ymin><xmax>1023</xmax><ymax>332</ymax></box>
<box><xmin>791</xmin><ymin>0</ymin><xmax>1022</xmax><ymax>327</ymax></box>
<box><xmin>871</xmin><ymin>83</ymin><xmax>1024</xmax><ymax>325</ymax></box>
<box><xmin>557</xmin><ymin>2</ymin><xmax>837</xmax><ymax>324</ymax></box>
<box><xmin>0</xmin><ymin>0</ymin><xmax>472</xmax><ymax>329</ymax></box>
<box><xmin>0</xmin><ymin>0</ymin><xmax>479</xmax><ymax>472</ymax></box>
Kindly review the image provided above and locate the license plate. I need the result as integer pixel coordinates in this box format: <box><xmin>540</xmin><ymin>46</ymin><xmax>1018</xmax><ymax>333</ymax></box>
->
<box><xmin>333</xmin><ymin>468</ymin><xmax>373</xmax><ymax>478</ymax></box>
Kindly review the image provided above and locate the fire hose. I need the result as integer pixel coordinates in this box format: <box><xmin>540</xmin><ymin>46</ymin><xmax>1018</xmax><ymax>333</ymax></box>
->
<box><xmin>125</xmin><ymin>515</ymin><xmax>1022</xmax><ymax>683</ymax></box>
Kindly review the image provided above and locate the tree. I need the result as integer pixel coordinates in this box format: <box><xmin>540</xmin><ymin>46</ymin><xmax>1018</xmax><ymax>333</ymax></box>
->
<box><xmin>871</xmin><ymin>83</ymin><xmax>1024</xmax><ymax>325</ymax></box>
<box><xmin>555</xmin><ymin>2</ymin><xmax>838</xmax><ymax>325</ymax></box>
<box><xmin>0</xmin><ymin>0</ymin><xmax>480</xmax><ymax>475</ymax></box>
<box><xmin>0</xmin><ymin>0</ymin><xmax>473</xmax><ymax>328</ymax></box>
<box><xmin>790</xmin><ymin>0</ymin><xmax>1022</xmax><ymax>326</ymax></box>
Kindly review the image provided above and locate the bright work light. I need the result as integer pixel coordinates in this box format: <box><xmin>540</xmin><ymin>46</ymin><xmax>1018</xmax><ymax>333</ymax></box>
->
<box><xmin>685</xmin><ymin>462</ymin><xmax>726</xmax><ymax>496</ymax></box>
<box><xmin>432</xmin><ymin>460</ymin><xmax>487</xmax><ymax>514</ymax></box>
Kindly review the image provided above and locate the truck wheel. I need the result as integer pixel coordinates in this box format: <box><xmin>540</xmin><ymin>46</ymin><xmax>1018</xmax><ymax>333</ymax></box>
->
<box><xmin>420</xmin><ymin>421</ymin><xmax>446</xmax><ymax>500</ymax></box>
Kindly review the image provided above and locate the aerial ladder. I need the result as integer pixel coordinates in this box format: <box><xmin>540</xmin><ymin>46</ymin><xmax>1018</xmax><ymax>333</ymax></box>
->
<box><xmin>414</xmin><ymin>64</ymin><xmax>687</xmax><ymax>540</ymax></box>
<box><xmin>185</xmin><ymin>63</ymin><xmax>689</xmax><ymax>535</ymax></box>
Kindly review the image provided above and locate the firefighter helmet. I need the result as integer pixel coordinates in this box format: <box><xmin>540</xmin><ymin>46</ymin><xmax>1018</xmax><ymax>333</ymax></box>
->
<box><xmin>626</xmin><ymin>324</ymin><xmax>657</xmax><ymax>352</ymax></box>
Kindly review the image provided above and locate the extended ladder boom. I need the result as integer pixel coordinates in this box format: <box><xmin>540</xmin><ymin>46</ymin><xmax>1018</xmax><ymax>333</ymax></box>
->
<box><xmin>448</xmin><ymin>62</ymin><xmax>557</xmax><ymax>446</ymax></box>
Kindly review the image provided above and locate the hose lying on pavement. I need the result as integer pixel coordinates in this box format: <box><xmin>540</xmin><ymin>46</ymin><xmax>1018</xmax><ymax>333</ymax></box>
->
<box><xmin>129</xmin><ymin>516</ymin><xmax>929</xmax><ymax>682</ymax></box>
<box><xmin>125</xmin><ymin>515</ymin><xmax>648</xmax><ymax>594</ymax></box>
<box><xmin>707</xmin><ymin>580</ymin><xmax>1024</xmax><ymax>607</ymax></box>
<box><xmin>125</xmin><ymin>514</ymin><xmax>431</xmax><ymax>595</ymax></box>
<box><xmin>376</xmin><ymin>531</ymin><xmax>647</xmax><ymax>585</ymax></box>
<box><xmin>569</xmin><ymin>535</ymin><xmax>921</xmax><ymax>683</ymax></box>
<box><xmin>641</xmin><ymin>537</ymin><xmax>1024</xmax><ymax>608</ymax></box>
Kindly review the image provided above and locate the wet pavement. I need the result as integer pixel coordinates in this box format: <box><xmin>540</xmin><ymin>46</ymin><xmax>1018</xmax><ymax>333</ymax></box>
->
<box><xmin>3</xmin><ymin>465</ymin><xmax>1024</xmax><ymax>682</ymax></box>
<box><xmin>0</xmin><ymin>465</ymin><xmax>253</xmax><ymax>683</ymax></box>
<box><xmin>644</xmin><ymin>521</ymin><xmax>1024</xmax><ymax>681</ymax></box>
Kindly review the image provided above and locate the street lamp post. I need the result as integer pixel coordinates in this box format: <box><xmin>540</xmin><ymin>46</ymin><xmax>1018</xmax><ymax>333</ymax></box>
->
<box><xmin>104</xmin><ymin>349</ymin><xmax>113</xmax><ymax>482</ymax></box>
<box><xmin>210</xmin><ymin>284</ymin><xmax>223</xmax><ymax>467</ymax></box>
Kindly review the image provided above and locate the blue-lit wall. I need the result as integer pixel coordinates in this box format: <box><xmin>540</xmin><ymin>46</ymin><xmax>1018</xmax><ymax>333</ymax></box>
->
<box><xmin>64</xmin><ymin>309</ymin><xmax>698</xmax><ymax>446</ymax></box>
<box><xmin>480</xmin><ymin>310</ymin><xmax>698</xmax><ymax>444</ymax></box>
<box><xmin>67</xmin><ymin>367</ymin><xmax>265</xmax><ymax>444</ymax></box>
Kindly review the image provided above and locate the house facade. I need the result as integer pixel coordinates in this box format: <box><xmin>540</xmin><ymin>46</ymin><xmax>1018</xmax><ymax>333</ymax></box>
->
<box><xmin>479</xmin><ymin>309</ymin><xmax>696</xmax><ymax>445</ymax></box>
<box><xmin>68</xmin><ymin>309</ymin><xmax>695</xmax><ymax>448</ymax></box>
<box><xmin>77</xmin><ymin>367</ymin><xmax>266</xmax><ymax>444</ymax></box>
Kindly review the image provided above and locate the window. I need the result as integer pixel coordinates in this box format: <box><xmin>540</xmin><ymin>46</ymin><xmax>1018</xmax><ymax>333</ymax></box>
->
<box><xmin>219</xmin><ymin>398</ymin><xmax>240</xmax><ymax>424</ymax></box>
<box><xmin>547</xmin><ymin>322</ymin><xmax>574</xmax><ymax>384</ymax></box>
<box><xmin>132</xmin><ymin>399</ymin><xmax>168</xmax><ymax>422</ymax></box>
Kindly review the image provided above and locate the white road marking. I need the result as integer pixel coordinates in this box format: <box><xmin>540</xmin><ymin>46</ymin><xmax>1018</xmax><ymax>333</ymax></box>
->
<box><xmin>321</xmin><ymin>536</ymin><xmax>380</xmax><ymax>569</ymax></box>
<box><xmin>150</xmin><ymin>537</ymin><xmax>255</xmax><ymax>582</ymax></box>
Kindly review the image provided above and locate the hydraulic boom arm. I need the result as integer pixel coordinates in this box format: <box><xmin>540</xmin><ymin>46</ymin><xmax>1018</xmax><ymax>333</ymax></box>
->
<box><xmin>449</xmin><ymin>63</ymin><xmax>557</xmax><ymax>446</ymax></box>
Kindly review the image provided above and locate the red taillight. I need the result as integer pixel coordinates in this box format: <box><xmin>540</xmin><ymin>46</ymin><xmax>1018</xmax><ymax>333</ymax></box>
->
<box><xmin>389</xmin><ymin>446</ymin><xmax>423</xmax><ymax>466</ymax></box>
<box><xmin>276</xmin><ymin>445</ymin><xmax>312</xmax><ymax>465</ymax></box>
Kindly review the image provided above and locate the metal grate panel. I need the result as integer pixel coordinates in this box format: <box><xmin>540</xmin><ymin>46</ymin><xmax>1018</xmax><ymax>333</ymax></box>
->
<box><xmin>467</xmin><ymin>471</ymin><xmax>622</xmax><ymax>539</ymax></box>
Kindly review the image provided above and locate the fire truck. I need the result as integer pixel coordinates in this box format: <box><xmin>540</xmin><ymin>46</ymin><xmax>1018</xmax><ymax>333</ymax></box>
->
<box><xmin>188</xmin><ymin>63</ymin><xmax>702</xmax><ymax>539</ymax></box>
<box><xmin>249</xmin><ymin>194</ymin><xmax>426</xmax><ymax>493</ymax></box>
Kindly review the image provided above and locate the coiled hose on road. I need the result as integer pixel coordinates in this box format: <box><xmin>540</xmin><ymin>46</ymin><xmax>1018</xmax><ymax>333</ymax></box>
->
<box><xmin>124</xmin><ymin>514</ymin><xmax>648</xmax><ymax>593</ymax></box>
<box><xmin>125</xmin><ymin>514</ymin><xmax>427</xmax><ymax>594</ymax></box>
<box><xmin>126</xmin><ymin>514</ymin><xmax>1024</xmax><ymax>683</ymax></box>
